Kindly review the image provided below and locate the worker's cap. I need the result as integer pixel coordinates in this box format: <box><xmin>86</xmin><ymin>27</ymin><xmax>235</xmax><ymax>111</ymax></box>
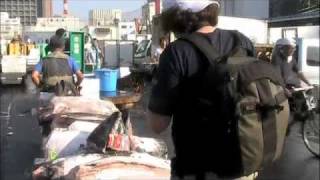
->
<box><xmin>49</xmin><ymin>35</ymin><xmax>65</xmax><ymax>49</ymax></box>
<box><xmin>163</xmin><ymin>0</ymin><xmax>220</xmax><ymax>13</ymax></box>
<box><xmin>275</xmin><ymin>38</ymin><xmax>296</xmax><ymax>47</ymax></box>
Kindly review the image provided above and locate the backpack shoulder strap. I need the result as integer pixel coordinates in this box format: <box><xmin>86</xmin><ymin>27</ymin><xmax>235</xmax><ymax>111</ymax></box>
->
<box><xmin>225</xmin><ymin>30</ymin><xmax>248</xmax><ymax>58</ymax></box>
<box><xmin>179</xmin><ymin>33</ymin><xmax>221</xmax><ymax>66</ymax></box>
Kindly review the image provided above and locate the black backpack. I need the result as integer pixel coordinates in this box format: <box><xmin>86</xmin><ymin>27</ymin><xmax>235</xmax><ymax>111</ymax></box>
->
<box><xmin>180</xmin><ymin>32</ymin><xmax>290</xmax><ymax>177</ymax></box>
<box><xmin>54</xmin><ymin>80</ymin><xmax>80</xmax><ymax>96</ymax></box>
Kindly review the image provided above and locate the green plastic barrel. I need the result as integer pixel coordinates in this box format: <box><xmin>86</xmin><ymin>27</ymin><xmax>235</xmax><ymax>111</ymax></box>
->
<box><xmin>39</xmin><ymin>43</ymin><xmax>49</xmax><ymax>58</ymax></box>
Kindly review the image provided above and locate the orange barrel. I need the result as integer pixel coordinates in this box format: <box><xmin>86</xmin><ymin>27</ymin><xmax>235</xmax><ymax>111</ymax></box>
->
<box><xmin>13</xmin><ymin>43</ymin><xmax>21</xmax><ymax>55</ymax></box>
<box><xmin>26</xmin><ymin>44</ymin><xmax>35</xmax><ymax>55</ymax></box>
<box><xmin>8</xmin><ymin>43</ymin><xmax>15</xmax><ymax>55</ymax></box>
<box><xmin>20</xmin><ymin>43</ymin><xmax>27</xmax><ymax>55</ymax></box>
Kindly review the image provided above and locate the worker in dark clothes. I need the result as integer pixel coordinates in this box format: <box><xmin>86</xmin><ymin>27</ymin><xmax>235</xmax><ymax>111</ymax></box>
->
<box><xmin>271</xmin><ymin>38</ymin><xmax>311</xmax><ymax>89</ymax></box>
<box><xmin>148</xmin><ymin>0</ymin><xmax>256</xmax><ymax>179</ymax></box>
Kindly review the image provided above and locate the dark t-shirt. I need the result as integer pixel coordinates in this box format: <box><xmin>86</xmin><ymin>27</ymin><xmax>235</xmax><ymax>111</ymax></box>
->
<box><xmin>148</xmin><ymin>29</ymin><xmax>255</xmax><ymax>176</ymax></box>
<box><xmin>45</xmin><ymin>38</ymin><xmax>70</xmax><ymax>55</ymax></box>
<box><xmin>272</xmin><ymin>54</ymin><xmax>300</xmax><ymax>87</ymax></box>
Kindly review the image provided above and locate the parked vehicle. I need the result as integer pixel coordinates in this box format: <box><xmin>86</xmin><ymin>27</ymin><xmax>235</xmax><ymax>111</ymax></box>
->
<box><xmin>0</xmin><ymin>55</ymin><xmax>26</xmax><ymax>85</ymax></box>
<box><xmin>130</xmin><ymin>39</ymin><xmax>156</xmax><ymax>80</ymax></box>
<box><xmin>289</xmin><ymin>86</ymin><xmax>319</xmax><ymax>158</ymax></box>
<box><xmin>296</xmin><ymin>38</ymin><xmax>319</xmax><ymax>86</ymax></box>
<box><xmin>130</xmin><ymin>16</ymin><xmax>269</xmax><ymax>80</ymax></box>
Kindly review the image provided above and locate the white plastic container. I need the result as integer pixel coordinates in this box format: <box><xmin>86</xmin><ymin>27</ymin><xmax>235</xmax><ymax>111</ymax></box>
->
<box><xmin>80</xmin><ymin>77</ymin><xmax>100</xmax><ymax>99</ymax></box>
<box><xmin>45</xmin><ymin>129</ymin><xmax>90</xmax><ymax>160</ymax></box>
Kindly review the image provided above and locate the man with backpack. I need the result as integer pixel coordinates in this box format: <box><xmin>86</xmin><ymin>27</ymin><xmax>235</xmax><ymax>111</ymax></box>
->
<box><xmin>32</xmin><ymin>35</ymin><xmax>83</xmax><ymax>95</ymax></box>
<box><xmin>148</xmin><ymin>0</ymin><xmax>289</xmax><ymax>179</ymax></box>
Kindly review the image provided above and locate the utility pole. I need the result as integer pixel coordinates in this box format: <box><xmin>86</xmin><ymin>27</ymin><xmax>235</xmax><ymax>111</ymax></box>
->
<box><xmin>155</xmin><ymin>0</ymin><xmax>161</xmax><ymax>15</ymax></box>
<box><xmin>63</xmin><ymin>0</ymin><xmax>69</xmax><ymax>16</ymax></box>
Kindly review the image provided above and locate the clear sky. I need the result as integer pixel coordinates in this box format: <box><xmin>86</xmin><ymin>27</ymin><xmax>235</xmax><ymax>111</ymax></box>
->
<box><xmin>52</xmin><ymin>0</ymin><xmax>147</xmax><ymax>21</ymax></box>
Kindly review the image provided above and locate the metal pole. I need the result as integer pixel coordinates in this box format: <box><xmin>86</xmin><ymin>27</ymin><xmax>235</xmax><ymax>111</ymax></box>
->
<box><xmin>155</xmin><ymin>0</ymin><xmax>161</xmax><ymax>15</ymax></box>
<box><xmin>114</xmin><ymin>18</ymin><xmax>120</xmax><ymax>68</ymax></box>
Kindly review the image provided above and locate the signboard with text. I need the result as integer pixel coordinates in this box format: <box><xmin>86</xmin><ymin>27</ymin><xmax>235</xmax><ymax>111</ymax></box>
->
<box><xmin>70</xmin><ymin>32</ymin><xmax>84</xmax><ymax>71</ymax></box>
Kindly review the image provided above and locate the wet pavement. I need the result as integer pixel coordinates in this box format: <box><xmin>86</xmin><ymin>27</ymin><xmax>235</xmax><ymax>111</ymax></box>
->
<box><xmin>0</xmin><ymin>77</ymin><xmax>42</xmax><ymax>180</ymax></box>
<box><xmin>0</xmin><ymin>76</ymin><xmax>319</xmax><ymax>180</ymax></box>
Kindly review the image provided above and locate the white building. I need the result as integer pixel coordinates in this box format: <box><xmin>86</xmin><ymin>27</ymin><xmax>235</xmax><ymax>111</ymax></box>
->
<box><xmin>220</xmin><ymin>0</ymin><xmax>270</xmax><ymax>19</ymax></box>
<box><xmin>142</xmin><ymin>0</ymin><xmax>269</xmax><ymax>26</ymax></box>
<box><xmin>22</xmin><ymin>16</ymin><xmax>86</xmax><ymax>43</ymax></box>
<box><xmin>142</xmin><ymin>0</ymin><xmax>162</xmax><ymax>33</ymax></box>
<box><xmin>85</xmin><ymin>21</ymin><xmax>136</xmax><ymax>41</ymax></box>
<box><xmin>267</xmin><ymin>0</ymin><xmax>319</xmax><ymax>43</ymax></box>
<box><xmin>119</xmin><ymin>22</ymin><xmax>136</xmax><ymax>40</ymax></box>
<box><xmin>142</xmin><ymin>0</ymin><xmax>270</xmax><ymax>33</ymax></box>
<box><xmin>89</xmin><ymin>9</ymin><xmax>122</xmax><ymax>26</ymax></box>
<box><xmin>0</xmin><ymin>12</ymin><xmax>22</xmax><ymax>55</ymax></box>
<box><xmin>27</xmin><ymin>16</ymin><xmax>86</xmax><ymax>32</ymax></box>
<box><xmin>268</xmin><ymin>13</ymin><xmax>320</xmax><ymax>44</ymax></box>
<box><xmin>218</xmin><ymin>16</ymin><xmax>268</xmax><ymax>44</ymax></box>
<box><xmin>0</xmin><ymin>12</ymin><xmax>22</xmax><ymax>41</ymax></box>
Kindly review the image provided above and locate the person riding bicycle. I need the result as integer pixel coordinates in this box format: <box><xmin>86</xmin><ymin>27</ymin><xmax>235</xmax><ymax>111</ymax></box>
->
<box><xmin>32</xmin><ymin>35</ymin><xmax>84</xmax><ymax>93</ymax></box>
<box><xmin>271</xmin><ymin>38</ymin><xmax>311</xmax><ymax>95</ymax></box>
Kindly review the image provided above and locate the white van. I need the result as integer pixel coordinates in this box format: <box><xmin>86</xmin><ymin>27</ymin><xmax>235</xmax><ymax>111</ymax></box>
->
<box><xmin>296</xmin><ymin>38</ymin><xmax>319</xmax><ymax>85</ymax></box>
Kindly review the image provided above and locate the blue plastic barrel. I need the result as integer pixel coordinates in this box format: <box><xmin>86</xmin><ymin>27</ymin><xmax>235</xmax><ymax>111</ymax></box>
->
<box><xmin>94</xmin><ymin>69</ymin><xmax>102</xmax><ymax>79</ymax></box>
<box><xmin>100</xmin><ymin>91</ymin><xmax>117</xmax><ymax>97</ymax></box>
<box><xmin>98</xmin><ymin>69</ymin><xmax>118</xmax><ymax>92</ymax></box>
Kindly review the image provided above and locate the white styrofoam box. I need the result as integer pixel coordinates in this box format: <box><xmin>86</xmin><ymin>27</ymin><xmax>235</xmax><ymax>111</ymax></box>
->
<box><xmin>119</xmin><ymin>67</ymin><xmax>131</xmax><ymax>78</ymax></box>
<box><xmin>45</xmin><ymin>129</ymin><xmax>90</xmax><ymax>160</ymax></box>
<box><xmin>26</xmin><ymin>48</ymin><xmax>40</xmax><ymax>65</ymax></box>
<box><xmin>68</xmin><ymin>121</ymin><xmax>99</xmax><ymax>133</ymax></box>
<box><xmin>80</xmin><ymin>77</ymin><xmax>100</xmax><ymax>99</ymax></box>
<box><xmin>1</xmin><ymin>56</ymin><xmax>27</xmax><ymax>73</ymax></box>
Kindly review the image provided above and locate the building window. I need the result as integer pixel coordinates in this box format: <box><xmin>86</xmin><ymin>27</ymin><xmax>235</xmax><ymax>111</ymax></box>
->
<box><xmin>282</xmin><ymin>28</ymin><xmax>297</xmax><ymax>39</ymax></box>
<box><xmin>306</xmin><ymin>47</ymin><xmax>319</xmax><ymax>66</ymax></box>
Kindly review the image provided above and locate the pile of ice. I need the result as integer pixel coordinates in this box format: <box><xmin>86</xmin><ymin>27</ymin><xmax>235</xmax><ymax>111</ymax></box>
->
<box><xmin>33</xmin><ymin>96</ymin><xmax>170</xmax><ymax>180</ymax></box>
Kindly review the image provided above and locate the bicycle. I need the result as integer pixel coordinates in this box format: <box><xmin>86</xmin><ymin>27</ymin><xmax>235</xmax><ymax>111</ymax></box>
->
<box><xmin>289</xmin><ymin>85</ymin><xmax>319</xmax><ymax>158</ymax></box>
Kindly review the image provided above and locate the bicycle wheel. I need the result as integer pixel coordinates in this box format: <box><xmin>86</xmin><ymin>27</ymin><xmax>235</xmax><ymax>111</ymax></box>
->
<box><xmin>302</xmin><ymin>112</ymin><xmax>320</xmax><ymax>158</ymax></box>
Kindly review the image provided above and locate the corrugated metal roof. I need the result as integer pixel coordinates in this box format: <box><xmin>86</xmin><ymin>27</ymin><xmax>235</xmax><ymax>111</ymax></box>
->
<box><xmin>269</xmin><ymin>10</ymin><xmax>320</xmax><ymax>22</ymax></box>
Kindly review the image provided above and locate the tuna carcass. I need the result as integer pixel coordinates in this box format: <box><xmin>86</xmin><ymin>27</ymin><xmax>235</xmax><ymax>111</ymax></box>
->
<box><xmin>38</xmin><ymin>96</ymin><xmax>119</xmax><ymax>129</ymax></box>
<box><xmin>65</xmin><ymin>153</ymin><xmax>170</xmax><ymax>180</ymax></box>
<box><xmin>32</xmin><ymin>153</ymin><xmax>170</xmax><ymax>180</ymax></box>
